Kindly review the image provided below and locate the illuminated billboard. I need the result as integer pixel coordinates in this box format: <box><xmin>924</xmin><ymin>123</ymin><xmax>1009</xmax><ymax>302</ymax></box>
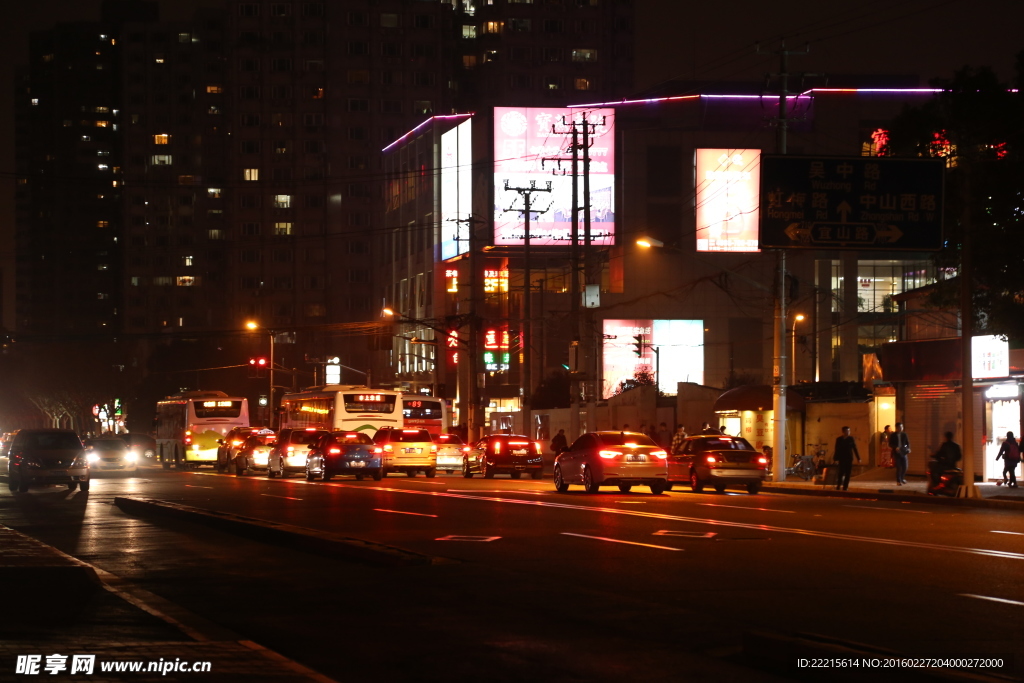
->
<box><xmin>602</xmin><ymin>319</ymin><xmax>704</xmax><ymax>399</ymax></box>
<box><xmin>695</xmin><ymin>149</ymin><xmax>761</xmax><ymax>252</ymax></box>
<box><xmin>493</xmin><ymin>107</ymin><xmax>615</xmax><ymax>247</ymax></box>
<box><xmin>440</xmin><ymin>118</ymin><xmax>472</xmax><ymax>261</ymax></box>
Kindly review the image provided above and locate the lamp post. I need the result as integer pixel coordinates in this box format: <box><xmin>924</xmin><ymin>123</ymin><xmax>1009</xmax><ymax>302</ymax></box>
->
<box><xmin>245</xmin><ymin>321</ymin><xmax>274</xmax><ymax>427</ymax></box>
<box><xmin>791</xmin><ymin>314</ymin><xmax>805</xmax><ymax>386</ymax></box>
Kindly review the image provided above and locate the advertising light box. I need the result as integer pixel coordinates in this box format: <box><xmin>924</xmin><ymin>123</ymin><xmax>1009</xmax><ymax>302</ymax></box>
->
<box><xmin>695</xmin><ymin>149</ymin><xmax>761</xmax><ymax>252</ymax></box>
<box><xmin>493</xmin><ymin>107</ymin><xmax>615</xmax><ymax>247</ymax></box>
<box><xmin>440</xmin><ymin>119</ymin><xmax>473</xmax><ymax>261</ymax></box>
<box><xmin>973</xmin><ymin>335</ymin><xmax>1009</xmax><ymax>379</ymax></box>
<box><xmin>602</xmin><ymin>319</ymin><xmax>704</xmax><ymax>399</ymax></box>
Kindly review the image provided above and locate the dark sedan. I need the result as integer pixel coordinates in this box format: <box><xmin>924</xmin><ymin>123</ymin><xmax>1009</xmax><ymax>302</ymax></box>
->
<box><xmin>305</xmin><ymin>431</ymin><xmax>383</xmax><ymax>481</ymax></box>
<box><xmin>6</xmin><ymin>429</ymin><xmax>91</xmax><ymax>492</ymax></box>
<box><xmin>667</xmin><ymin>434</ymin><xmax>768</xmax><ymax>494</ymax></box>
<box><xmin>463</xmin><ymin>434</ymin><xmax>543</xmax><ymax>479</ymax></box>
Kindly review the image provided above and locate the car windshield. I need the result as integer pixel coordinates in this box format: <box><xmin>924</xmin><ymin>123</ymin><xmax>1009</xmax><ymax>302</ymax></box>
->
<box><xmin>597</xmin><ymin>433</ymin><xmax>657</xmax><ymax>447</ymax></box>
<box><xmin>20</xmin><ymin>432</ymin><xmax>82</xmax><ymax>450</ymax></box>
<box><xmin>393</xmin><ymin>430</ymin><xmax>431</xmax><ymax>443</ymax></box>
<box><xmin>692</xmin><ymin>436</ymin><xmax>755</xmax><ymax>451</ymax></box>
<box><xmin>333</xmin><ymin>433</ymin><xmax>373</xmax><ymax>445</ymax></box>
<box><xmin>433</xmin><ymin>434</ymin><xmax>464</xmax><ymax>445</ymax></box>
<box><xmin>246</xmin><ymin>435</ymin><xmax>275</xmax><ymax>447</ymax></box>
<box><xmin>289</xmin><ymin>431</ymin><xmax>325</xmax><ymax>445</ymax></box>
<box><xmin>88</xmin><ymin>439</ymin><xmax>128</xmax><ymax>451</ymax></box>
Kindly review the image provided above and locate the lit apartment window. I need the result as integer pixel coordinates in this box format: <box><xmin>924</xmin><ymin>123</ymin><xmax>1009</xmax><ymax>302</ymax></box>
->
<box><xmin>150</xmin><ymin>155</ymin><xmax>172</xmax><ymax>165</ymax></box>
<box><xmin>311</xmin><ymin>87</ymin><xmax>324</xmax><ymax>99</ymax></box>
<box><xmin>207</xmin><ymin>188</ymin><xmax>222</xmax><ymax>199</ymax></box>
<box><xmin>178</xmin><ymin>32</ymin><xmax>191</xmax><ymax>43</ymax></box>
<box><xmin>274</xmin><ymin>222</ymin><xmax>293</xmax><ymax>235</ymax></box>
<box><xmin>462</xmin><ymin>55</ymin><xmax>478</xmax><ymax>68</ymax></box>
<box><xmin>571</xmin><ymin>48</ymin><xmax>598</xmax><ymax>63</ymax></box>
<box><xmin>154</xmin><ymin>56</ymin><xmax>165</xmax><ymax>64</ymax></box>
<box><xmin>206</xmin><ymin>85</ymin><xmax>223</xmax><ymax>94</ymax></box>
<box><xmin>274</xmin><ymin>194</ymin><xmax>291</xmax><ymax>208</ymax></box>
<box><xmin>546</xmin><ymin>77</ymin><xmax>561</xmax><ymax>90</ymax></box>
<box><xmin>153</xmin><ymin>134</ymin><xmax>170</xmax><ymax>144</ymax></box>
<box><xmin>95</xmin><ymin>120</ymin><xmax>109</xmax><ymax>127</ymax></box>
<box><xmin>97</xmin><ymin>164</ymin><xmax>109</xmax><ymax>171</ymax></box>
<box><xmin>482</xmin><ymin>21</ymin><xmax>503</xmax><ymax>34</ymax></box>
<box><xmin>183</xmin><ymin>256</ymin><xmax>194</xmax><ymax>267</ymax></box>
<box><xmin>96</xmin><ymin>221</ymin><xmax>109</xmax><ymax>228</ymax></box>
<box><xmin>176</xmin><ymin>276</ymin><xmax>195</xmax><ymax>286</ymax></box>
<box><xmin>244</xmin><ymin>168</ymin><xmax>259</xmax><ymax>181</ymax></box>
<box><xmin>208</xmin><ymin>229</ymin><xmax>225</xmax><ymax>240</ymax></box>
<box><xmin>462</xmin><ymin>25</ymin><xmax>477</xmax><ymax>39</ymax></box>
<box><xmin>153</xmin><ymin>277</ymin><xmax>173</xmax><ymax>286</ymax></box>
<box><xmin>178</xmin><ymin>175</ymin><xmax>195</xmax><ymax>185</ymax></box>
<box><xmin>574</xmin><ymin>77</ymin><xmax>593</xmax><ymax>90</ymax></box>
<box><xmin>483</xmin><ymin>50</ymin><xmax>498</xmax><ymax>63</ymax></box>
<box><xmin>97</xmin><ymin>264</ymin><xmax>109</xmax><ymax>271</ymax></box>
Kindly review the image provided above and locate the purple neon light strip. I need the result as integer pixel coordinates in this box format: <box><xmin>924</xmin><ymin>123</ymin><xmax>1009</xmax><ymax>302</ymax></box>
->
<box><xmin>382</xmin><ymin>113</ymin><xmax>474</xmax><ymax>153</ymax></box>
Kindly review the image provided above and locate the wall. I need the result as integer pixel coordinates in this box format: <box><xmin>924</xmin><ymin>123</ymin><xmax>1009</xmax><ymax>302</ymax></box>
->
<box><xmin>805</xmin><ymin>402</ymin><xmax>874</xmax><ymax>464</ymax></box>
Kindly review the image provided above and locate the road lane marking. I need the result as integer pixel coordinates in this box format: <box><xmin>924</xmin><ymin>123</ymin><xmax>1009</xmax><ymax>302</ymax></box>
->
<box><xmin>844</xmin><ymin>505</ymin><xmax>931</xmax><ymax>514</ymax></box>
<box><xmin>960</xmin><ymin>594</ymin><xmax>1024</xmax><ymax>607</ymax></box>
<box><xmin>374</xmin><ymin>509</ymin><xmax>438</xmax><ymax>518</ymax></box>
<box><xmin>615</xmin><ymin>501</ymin><xmax>646</xmax><ymax>504</ymax></box>
<box><xmin>394</xmin><ymin>480</ymin><xmax>446</xmax><ymax>485</ymax></box>
<box><xmin>699</xmin><ymin>503</ymin><xmax>794</xmax><ymax>513</ymax></box>
<box><xmin>260</xmin><ymin>494</ymin><xmax>303</xmax><ymax>501</ymax></box>
<box><xmin>991</xmin><ymin>530</ymin><xmax>1024</xmax><ymax>536</ymax></box>
<box><xmin>189</xmin><ymin>472</ymin><xmax>1024</xmax><ymax>562</ymax></box>
<box><xmin>184</xmin><ymin>485</ymin><xmax>213</xmax><ymax>489</ymax></box>
<box><xmin>653</xmin><ymin>530</ymin><xmax>717</xmax><ymax>538</ymax></box>
<box><xmin>561</xmin><ymin>533</ymin><xmax>683</xmax><ymax>552</ymax></box>
<box><xmin>436</xmin><ymin>535</ymin><xmax>500</xmax><ymax>542</ymax></box>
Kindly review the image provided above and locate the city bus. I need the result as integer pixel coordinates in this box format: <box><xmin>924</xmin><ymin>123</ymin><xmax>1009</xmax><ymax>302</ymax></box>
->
<box><xmin>155</xmin><ymin>391</ymin><xmax>250</xmax><ymax>469</ymax></box>
<box><xmin>402</xmin><ymin>396</ymin><xmax>449</xmax><ymax>436</ymax></box>
<box><xmin>279</xmin><ymin>386</ymin><xmax>403</xmax><ymax>435</ymax></box>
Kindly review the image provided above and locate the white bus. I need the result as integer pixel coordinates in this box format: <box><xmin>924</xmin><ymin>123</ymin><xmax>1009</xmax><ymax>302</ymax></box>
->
<box><xmin>155</xmin><ymin>391</ymin><xmax>250</xmax><ymax>469</ymax></box>
<box><xmin>279</xmin><ymin>386</ymin><xmax>403</xmax><ymax>435</ymax></box>
<box><xmin>402</xmin><ymin>396</ymin><xmax>449</xmax><ymax>437</ymax></box>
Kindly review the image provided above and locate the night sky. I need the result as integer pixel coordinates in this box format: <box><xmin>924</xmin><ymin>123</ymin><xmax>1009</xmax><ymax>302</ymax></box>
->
<box><xmin>3</xmin><ymin>0</ymin><xmax>1022</xmax><ymax>328</ymax></box>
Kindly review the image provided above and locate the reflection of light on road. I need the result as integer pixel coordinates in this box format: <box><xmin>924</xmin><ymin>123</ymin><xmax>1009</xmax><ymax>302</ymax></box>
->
<box><xmin>374</xmin><ymin>509</ymin><xmax>437</xmax><ymax>518</ymax></box>
<box><xmin>843</xmin><ymin>505</ymin><xmax>931</xmax><ymax>514</ymax></box>
<box><xmin>700</xmin><ymin>503</ymin><xmax>794</xmax><ymax>513</ymax></box>
<box><xmin>959</xmin><ymin>594</ymin><xmax>1024</xmax><ymax>607</ymax></box>
<box><xmin>561</xmin><ymin>533</ymin><xmax>682</xmax><ymax>552</ymax></box>
<box><xmin>991</xmin><ymin>530</ymin><xmax>1024</xmax><ymax>536</ymax></box>
<box><xmin>260</xmin><ymin>494</ymin><xmax>302</xmax><ymax>501</ymax></box>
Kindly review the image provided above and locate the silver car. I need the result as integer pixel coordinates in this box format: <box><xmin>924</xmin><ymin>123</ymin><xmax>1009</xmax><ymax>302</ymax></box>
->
<box><xmin>432</xmin><ymin>433</ymin><xmax>468</xmax><ymax>474</ymax></box>
<box><xmin>85</xmin><ymin>437</ymin><xmax>138</xmax><ymax>473</ymax></box>
<box><xmin>6</xmin><ymin>429</ymin><xmax>91</xmax><ymax>492</ymax></box>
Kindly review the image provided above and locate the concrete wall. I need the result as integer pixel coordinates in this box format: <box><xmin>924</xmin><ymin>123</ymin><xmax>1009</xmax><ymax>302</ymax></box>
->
<box><xmin>675</xmin><ymin>382</ymin><xmax>722</xmax><ymax>433</ymax></box>
<box><xmin>804</xmin><ymin>402</ymin><xmax>874</xmax><ymax>464</ymax></box>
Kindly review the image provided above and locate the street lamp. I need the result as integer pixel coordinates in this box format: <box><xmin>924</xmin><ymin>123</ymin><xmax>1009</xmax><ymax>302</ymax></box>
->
<box><xmin>245</xmin><ymin>321</ymin><xmax>274</xmax><ymax>427</ymax></box>
<box><xmin>791</xmin><ymin>314</ymin><xmax>805</xmax><ymax>386</ymax></box>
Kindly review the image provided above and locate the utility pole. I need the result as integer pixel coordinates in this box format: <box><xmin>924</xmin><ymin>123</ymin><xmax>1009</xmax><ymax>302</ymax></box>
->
<box><xmin>451</xmin><ymin>214</ymin><xmax>484</xmax><ymax>441</ymax></box>
<box><xmin>503</xmin><ymin>180</ymin><xmax>552</xmax><ymax>439</ymax></box>
<box><xmin>958</xmin><ymin>167</ymin><xmax>976</xmax><ymax>497</ymax></box>
<box><xmin>760</xmin><ymin>40</ymin><xmax>808</xmax><ymax>482</ymax></box>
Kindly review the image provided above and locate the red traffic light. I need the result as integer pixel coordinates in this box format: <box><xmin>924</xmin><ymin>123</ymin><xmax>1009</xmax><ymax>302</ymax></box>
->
<box><xmin>248</xmin><ymin>357</ymin><xmax>268</xmax><ymax>366</ymax></box>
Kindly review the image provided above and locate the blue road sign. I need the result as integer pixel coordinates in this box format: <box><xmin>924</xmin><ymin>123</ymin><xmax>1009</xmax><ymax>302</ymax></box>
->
<box><xmin>759</xmin><ymin>156</ymin><xmax>944</xmax><ymax>251</ymax></box>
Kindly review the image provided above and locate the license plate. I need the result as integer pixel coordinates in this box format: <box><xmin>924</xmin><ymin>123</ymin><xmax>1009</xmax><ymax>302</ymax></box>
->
<box><xmin>45</xmin><ymin>470</ymin><xmax>68</xmax><ymax>477</ymax></box>
<box><xmin>627</xmin><ymin>455</ymin><xmax>646</xmax><ymax>462</ymax></box>
<box><xmin>346</xmin><ymin>461</ymin><xmax>366</xmax><ymax>468</ymax></box>
<box><xmin>405</xmin><ymin>448</ymin><xmax>421</xmax><ymax>454</ymax></box>
<box><xmin>512</xmin><ymin>449</ymin><xmax>528</xmax><ymax>455</ymax></box>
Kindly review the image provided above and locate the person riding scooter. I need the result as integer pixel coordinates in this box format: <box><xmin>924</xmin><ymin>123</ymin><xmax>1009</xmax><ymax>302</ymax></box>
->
<box><xmin>928</xmin><ymin>432</ymin><xmax>962</xmax><ymax>495</ymax></box>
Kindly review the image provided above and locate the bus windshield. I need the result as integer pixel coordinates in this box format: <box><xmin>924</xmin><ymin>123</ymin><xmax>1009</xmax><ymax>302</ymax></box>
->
<box><xmin>403</xmin><ymin>398</ymin><xmax>443</xmax><ymax>420</ymax></box>
<box><xmin>194</xmin><ymin>400</ymin><xmax>244</xmax><ymax>418</ymax></box>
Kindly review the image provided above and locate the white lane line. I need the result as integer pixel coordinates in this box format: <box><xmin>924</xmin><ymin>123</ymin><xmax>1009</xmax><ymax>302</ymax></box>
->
<box><xmin>699</xmin><ymin>503</ymin><xmax>794</xmax><ymax>513</ymax></box>
<box><xmin>394</xmin><ymin>480</ymin><xmax>446</xmax><ymax>485</ymax></box>
<box><xmin>184</xmin><ymin>485</ymin><xmax>213</xmax><ymax>489</ymax></box>
<box><xmin>260</xmin><ymin>494</ymin><xmax>303</xmax><ymax>501</ymax></box>
<box><xmin>189</xmin><ymin>471</ymin><xmax>1024</xmax><ymax>562</ymax></box>
<box><xmin>615</xmin><ymin>501</ymin><xmax>647</xmax><ymax>504</ymax></box>
<box><xmin>654</xmin><ymin>530</ymin><xmax>717</xmax><ymax>539</ymax></box>
<box><xmin>960</xmin><ymin>594</ymin><xmax>1024</xmax><ymax>607</ymax></box>
<box><xmin>561</xmin><ymin>533</ymin><xmax>683</xmax><ymax>552</ymax></box>
<box><xmin>991</xmin><ymin>530</ymin><xmax>1024</xmax><ymax>536</ymax></box>
<box><xmin>374</xmin><ymin>508</ymin><xmax>438</xmax><ymax>518</ymax></box>
<box><xmin>844</xmin><ymin>505</ymin><xmax>931</xmax><ymax>514</ymax></box>
<box><xmin>436</xmin><ymin>535</ymin><xmax>500</xmax><ymax>542</ymax></box>
<box><xmin>445</xmin><ymin>489</ymin><xmax>522</xmax><ymax>493</ymax></box>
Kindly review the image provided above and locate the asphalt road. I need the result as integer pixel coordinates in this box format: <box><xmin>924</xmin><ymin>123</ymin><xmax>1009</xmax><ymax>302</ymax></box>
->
<box><xmin>2</xmin><ymin>465</ymin><xmax>1022</xmax><ymax>682</ymax></box>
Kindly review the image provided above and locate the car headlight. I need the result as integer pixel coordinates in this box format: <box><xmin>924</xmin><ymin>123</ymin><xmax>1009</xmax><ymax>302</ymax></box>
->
<box><xmin>72</xmin><ymin>455</ymin><xmax>90</xmax><ymax>468</ymax></box>
<box><xmin>126</xmin><ymin>452</ymin><xmax>138</xmax><ymax>462</ymax></box>
<box><xmin>87</xmin><ymin>452</ymin><xmax>100</xmax><ymax>464</ymax></box>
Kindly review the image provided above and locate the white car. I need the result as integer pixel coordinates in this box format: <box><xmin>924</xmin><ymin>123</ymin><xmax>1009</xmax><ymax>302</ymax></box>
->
<box><xmin>432</xmin><ymin>433</ymin><xmax>469</xmax><ymax>474</ymax></box>
<box><xmin>85</xmin><ymin>437</ymin><xmax>138</xmax><ymax>473</ymax></box>
<box><xmin>267</xmin><ymin>428</ymin><xmax>329</xmax><ymax>478</ymax></box>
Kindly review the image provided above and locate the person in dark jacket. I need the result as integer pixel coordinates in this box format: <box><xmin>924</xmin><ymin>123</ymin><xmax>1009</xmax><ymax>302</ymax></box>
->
<box><xmin>888</xmin><ymin>422</ymin><xmax>911</xmax><ymax>486</ymax></box>
<box><xmin>995</xmin><ymin>431</ymin><xmax>1020</xmax><ymax>488</ymax></box>
<box><xmin>550</xmin><ymin>429</ymin><xmax>568</xmax><ymax>456</ymax></box>
<box><xmin>832</xmin><ymin>426</ymin><xmax>861</xmax><ymax>491</ymax></box>
<box><xmin>930</xmin><ymin>431</ymin><xmax>962</xmax><ymax>488</ymax></box>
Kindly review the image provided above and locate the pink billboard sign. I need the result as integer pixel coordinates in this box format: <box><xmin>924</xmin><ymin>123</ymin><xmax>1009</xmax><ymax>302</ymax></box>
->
<box><xmin>493</xmin><ymin>107</ymin><xmax>615</xmax><ymax>247</ymax></box>
<box><xmin>695</xmin><ymin>149</ymin><xmax>761</xmax><ymax>252</ymax></box>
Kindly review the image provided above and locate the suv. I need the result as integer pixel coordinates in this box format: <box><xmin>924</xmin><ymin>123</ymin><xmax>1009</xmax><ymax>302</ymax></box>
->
<box><xmin>6</xmin><ymin>429</ymin><xmax>91</xmax><ymax>492</ymax></box>
<box><xmin>372</xmin><ymin>427</ymin><xmax>437</xmax><ymax>477</ymax></box>
<box><xmin>217</xmin><ymin>427</ymin><xmax>260</xmax><ymax>473</ymax></box>
<box><xmin>267</xmin><ymin>428</ymin><xmax>329</xmax><ymax>478</ymax></box>
<box><xmin>464</xmin><ymin>434</ymin><xmax>543</xmax><ymax>479</ymax></box>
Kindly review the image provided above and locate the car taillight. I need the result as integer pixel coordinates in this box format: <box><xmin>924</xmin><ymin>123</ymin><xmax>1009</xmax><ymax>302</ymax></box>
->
<box><xmin>430</xmin><ymin>444</ymin><xmax>437</xmax><ymax>453</ymax></box>
<box><xmin>462</xmin><ymin>446</ymin><xmax>471</xmax><ymax>453</ymax></box>
<box><xmin>534</xmin><ymin>442</ymin><xmax>542</xmax><ymax>455</ymax></box>
<box><xmin>232</xmin><ymin>440</ymin><xmax>242</xmax><ymax>447</ymax></box>
<box><xmin>494</xmin><ymin>441</ymin><xmax>502</xmax><ymax>454</ymax></box>
<box><xmin>705</xmin><ymin>455</ymin><xmax>717</xmax><ymax>464</ymax></box>
<box><xmin>757</xmin><ymin>456</ymin><xmax>768</xmax><ymax>465</ymax></box>
<box><xmin>599</xmin><ymin>450</ymin><xmax>621</xmax><ymax>459</ymax></box>
<box><xmin>374</xmin><ymin>447</ymin><xmax>383</xmax><ymax>454</ymax></box>
<box><xmin>286</xmin><ymin>446</ymin><xmax>294</xmax><ymax>452</ymax></box>
<box><xmin>328</xmin><ymin>448</ymin><xmax>341</xmax><ymax>455</ymax></box>
<box><xmin>383</xmin><ymin>444</ymin><xmax>393</xmax><ymax>452</ymax></box>
<box><xmin>651</xmin><ymin>450</ymin><xmax>668</xmax><ymax>459</ymax></box>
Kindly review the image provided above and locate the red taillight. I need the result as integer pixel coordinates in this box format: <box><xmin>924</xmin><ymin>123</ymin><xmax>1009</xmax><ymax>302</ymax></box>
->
<box><xmin>494</xmin><ymin>441</ymin><xmax>502</xmax><ymax>454</ymax></box>
<box><xmin>328</xmin><ymin>448</ymin><xmax>341</xmax><ymax>455</ymax></box>
<box><xmin>286</xmin><ymin>446</ymin><xmax>295</xmax><ymax>452</ymax></box>
<box><xmin>534</xmin><ymin>442</ymin><xmax>542</xmax><ymax>455</ymax></box>
<box><xmin>430</xmin><ymin>445</ymin><xmax>437</xmax><ymax>453</ymax></box>
<box><xmin>373</xmin><ymin>447</ymin><xmax>383</xmax><ymax>454</ymax></box>
<box><xmin>651</xmin><ymin>450</ymin><xmax>668</xmax><ymax>459</ymax></box>
<box><xmin>344</xmin><ymin>433</ymin><xmax>358</xmax><ymax>438</ymax></box>
<box><xmin>462</xmin><ymin>446</ymin><xmax>471</xmax><ymax>453</ymax></box>
<box><xmin>383</xmin><ymin>444</ymin><xmax>393</xmax><ymax>452</ymax></box>
<box><xmin>232</xmin><ymin>440</ymin><xmax>242</xmax><ymax>447</ymax></box>
<box><xmin>599</xmin><ymin>450</ymin><xmax>621</xmax><ymax>459</ymax></box>
<box><xmin>305</xmin><ymin>428</ymin><xmax>318</xmax><ymax>432</ymax></box>
<box><xmin>705</xmin><ymin>455</ymin><xmax>717</xmax><ymax>464</ymax></box>
<box><xmin>757</xmin><ymin>456</ymin><xmax>768</xmax><ymax>465</ymax></box>
<box><xmin>509</xmin><ymin>441</ymin><xmax>529</xmax><ymax>446</ymax></box>
<box><xmin>184</xmin><ymin>436</ymin><xmax>192</xmax><ymax>445</ymax></box>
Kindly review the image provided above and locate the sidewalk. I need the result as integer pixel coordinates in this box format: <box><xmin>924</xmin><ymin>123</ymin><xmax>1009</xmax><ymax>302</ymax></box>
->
<box><xmin>761</xmin><ymin>466</ymin><xmax>1024</xmax><ymax>509</ymax></box>
<box><xmin>0</xmin><ymin>524</ymin><xmax>335</xmax><ymax>682</ymax></box>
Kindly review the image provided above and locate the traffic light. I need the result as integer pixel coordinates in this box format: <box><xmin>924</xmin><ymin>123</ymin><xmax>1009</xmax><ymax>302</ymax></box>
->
<box><xmin>633</xmin><ymin>335</ymin><xmax>644</xmax><ymax>357</ymax></box>
<box><xmin>249</xmin><ymin>356</ymin><xmax>268</xmax><ymax>378</ymax></box>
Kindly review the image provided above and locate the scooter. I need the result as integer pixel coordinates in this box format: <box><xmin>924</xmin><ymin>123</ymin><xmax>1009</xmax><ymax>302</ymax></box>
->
<box><xmin>927</xmin><ymin>463</ymin><xmax>962</xmax><ymax>496</ymax></box>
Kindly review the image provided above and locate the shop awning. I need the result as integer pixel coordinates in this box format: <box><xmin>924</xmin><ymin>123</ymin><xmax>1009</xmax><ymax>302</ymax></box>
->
<box><xmin>713</xmin><ymin>385</ymin><xmax>805</xmax><ymax>413</ymax></box>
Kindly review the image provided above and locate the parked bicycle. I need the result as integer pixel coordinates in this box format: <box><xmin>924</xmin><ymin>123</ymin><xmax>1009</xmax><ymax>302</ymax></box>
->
<box><xmin>786</xmin><ymin>452</ymin><xmax>816</xmax><ymax>480</ymax></box>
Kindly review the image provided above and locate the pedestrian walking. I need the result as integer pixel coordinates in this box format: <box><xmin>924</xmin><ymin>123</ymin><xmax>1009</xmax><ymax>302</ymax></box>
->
<box><xmin>879</xmin><ymin>425</ymin><xmax>893</xmax><ymax>467</ymax></box>
<box><xmin>888</xmin><ymin>422</ymin><xmax>911</xmax><ymax>485</ymax></box>
<box><xmin>670</xmin><ymin>425</ymin><xmax>687</xmax><ymax>455</ymax></box>
<box><xmin>656</xmin><ymin>422</ymin><xmax>672</xmax><ymax>449</ymax></box>
<box><xmin>832</xmin><ymin>426</ymin><xmax>861</xmax><ymax>491</ymax></box>
<box><xmin>550</xmin><ymin>429</ymin><xmax>568</xmax><ymax>456</ymax></box>
<box><xmin>996</xmin><ymin>431</ymin><xmax>1021</xmax><ymax>488</ymax></box>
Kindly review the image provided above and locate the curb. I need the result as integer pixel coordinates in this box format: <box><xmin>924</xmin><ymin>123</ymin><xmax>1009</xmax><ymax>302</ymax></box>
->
<box><xmin>760</xmin><ymin>484</ymin><xmax>1024</xmax><ymax>510</ymax></box>
<box><xmin>114</xmin><ymin>497</ymin><xmax>450</xmax><ymax>567</ymax></box>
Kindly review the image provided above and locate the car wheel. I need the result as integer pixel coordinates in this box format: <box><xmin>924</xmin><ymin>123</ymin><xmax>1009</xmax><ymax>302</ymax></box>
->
<box><xmin>714</xmin><ymin>483</ymin><xmax>726</xmax><ymax>494</ymax></box>
<box><xmin>583</xmin><ymin>467</ymin><xmax>600</xmax><ymax>493</ymax></box>
<box><xmin>406</xmin><ymin>470</ymin><xmax>416</xmax><ymax>478</ymax></box>
<box><xmin>267</xmin><ymin>467</ymin><xmax>277</xmax><ymax>479</ymax></box>
<box><xmin>690</xmin><ymin>472</ymin><xmax>704</xmax><ymax>493</ymax></box>
<box><xmin>618</xmin><ymin>483</ymin><xmax>632</xmax><ymax>493</ymax></box>
<box><xmin>483</xmin><ymin>462</ymin><xmax>495</xmax><ymax>479</ymax></box>
<box><xmin>373</xmin><ymin>468</ymin><xmax>384</xmax><ymax>481</ymax></box>
<box><xmin>380</xmin><ymin>469</ymin><xmax>388</xmax><ymax>478</ymax></box>
<box><xmin>746</xmin><ymin>481</ymin><xmax>762</xmax><ymax>495</ymax></box>
<box><xmin>649</xmin><ymin>480</ymin><xmax>666</xmax><ymax>495</ymax></box>
<box><xmin>510</xmin><ymin>471</ymin><xmax>522</xmax><ymax>480</ymax></box>
<box><xmin>305</xmin><ymin>467</ymin><xmax>316</xmax><ymax>482</ymax></box>
<box><xmin>553</xmin><ymin>465</ymin><xmax>569</xmax><ymax>493</ymax></box>
<box><xmin>7</xmin><ymin>474</ymin><xmax>17</xmax><ymax>492</ymax></box>
<box><xmin>462</xmin><ymin>459</ymin><xmax>474</xmax><ymax>479</ymax></box>
<box><xmin>67</xmin><ymin>482</ymin><xmax>78</xmax><ymax>491</ymax></box>
<box><xmin>425</xmin><ymin>467</ymin><xmax>436</xmax><ymax>478</ymax></box>
<box><xmin>79</xmin><ymin>480</ymin><xmax>90</xmax><ymax>493</ymax></box>
<box><xmin>320</xmin><ymin>469</ymin><xmax>333</xmax><ymax>482</ymax></box>
<box><xmin>530</xmin><ymin>470</ymin><xmax>543</xmax><ymax>480</ymax></box>
<box><xmin>355</xmin><ymin>473</ymin><xmax>365</xmax><ymax>481</ymax></box>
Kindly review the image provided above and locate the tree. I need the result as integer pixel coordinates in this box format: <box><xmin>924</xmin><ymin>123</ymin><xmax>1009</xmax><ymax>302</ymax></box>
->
<box><xmin>614</xmin><ymin>368</ymin><xmax>657</xmax><ymax>396</ymax></box>
<box><xmin>888</xmin><ymin>58</ymin><xmax>1024</xmax><ymax>337</ymax></box>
